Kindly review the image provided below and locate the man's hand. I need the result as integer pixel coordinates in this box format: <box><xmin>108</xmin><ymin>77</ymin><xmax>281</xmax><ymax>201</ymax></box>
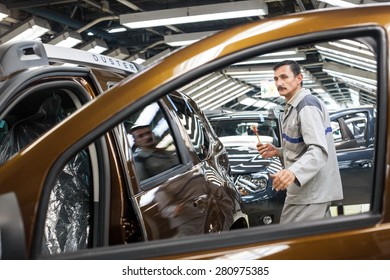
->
<box><xmin>256</xmin><ymin>142</ymin><xmax>278</xmax><ymax>158</ymax></box>
<box><xmin>270</xmin><ymin>169</ymin><xmax>296</xmax><ymax>191</ymax></box>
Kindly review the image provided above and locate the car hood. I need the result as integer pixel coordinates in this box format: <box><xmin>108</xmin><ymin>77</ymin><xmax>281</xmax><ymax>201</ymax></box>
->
<box><xmin>219</xmin><ymin>135</ymin><xmax>274</xmax><ymax>150</ymax></box>
<box><xmin>223</xmin><ymin>148</ymin><xmax>273</xmax><ymax>174</ymax></box>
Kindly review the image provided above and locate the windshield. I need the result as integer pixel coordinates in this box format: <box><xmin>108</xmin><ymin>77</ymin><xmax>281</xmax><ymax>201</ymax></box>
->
<box><xmin>209</xmin><ymin>118</ymin><xmax>280</xmax><ymax>147</ymax></box>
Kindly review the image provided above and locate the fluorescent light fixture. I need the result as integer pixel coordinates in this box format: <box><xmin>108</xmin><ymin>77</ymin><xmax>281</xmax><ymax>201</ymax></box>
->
<box><xmin>318</xmin><ymin>0</ymin><xmax>358</xmax><ymax>7</ymax></box>
<box><xmin>260</xmin><ymin>49</ymin><xmax>298</xmax><ymax>57</ymax></box>
<box><xmin>127</xmin><ymin>53</ymin><xmax>146</xmax><ymax>64</ymax></box>
<box><xmin>164</xmin><ymin>30</ymin><xmax>219</xmax><ymax>46</ymax></box>
<box><xmin>323</xmin><ymin>61</ymin><xmax>377</xmax><ymax>91</ymax></box>
<box><xmin>329</xmin><ymin>39</ymin><xmax>374</xmax><ymax>57</ymax></box>
<box><xmin>80</xmin><ymin>39</ymin><xmax>108</xmax><ymax>54</ymax></box>
<box><xmin>107</xmin><ymin>27</ymin><xmax>127</xmax><ymax>33</ymax></box>
<box><xmin>182</xmin><ymin>73</ymin><xmax>221</xmax><ymax>96</ymax></box>
<box><xmin>0</xmin><ymin>4</ymin><xmax>8</xmax><ymax>21</ymax></box>
<box><xmin>238</xmin><ymin>97</ymin><xmax>278</xmax><ymax>110</ymax></box>
<box><xmin>197</xmin><ymin>83</ymin><xmax>242</xmax><ymax>106</ymax></box>
<box><xmin>0</xmin><ymin>17</ymin><xmax>51</xmax><ymax>44</ymax></box>
<box><xmin>106</xmin><ymin>47</ymin><xmax>130</xmax><ymax>59</ymax></box>
<box><xmin>204</xmin><ymin>87</ymin><xmax>252</xmax><ymax>110</ymax></box>
<box><xmin>195</xmin><ymin>78</ymin><xmax>234</xmax><ymax>103</ymax></box>
<box><xmin>225</xmin><ymin>67</ymin><xmax>274</xmax><ymax>75</ymax></box>
<box><xmin>235</xmin><ymin>52</ymin><xmax>306</xmax><ymax>65</ymax></box>
<box><xmin>0</xmin><ymin>12</ymin><xmax>7</xmax><ymax>21</ymax></box>
<box><xmin>48</xmin><ymin>31</ymin><xmax>83</xmax><ymax>48</ymax></box>
<box><xmin>199</xmin><ymin>81</ymin><xmax>238</xmax><ymax>104</ymax></box>
<box><xmin>316</xmin><ymin>43</ymin><xmax>376</xmax><ymax>72</ymax></box>
<box><xmin>120</xmin><ymin>0</ymin><xmax>268</xmax><ymax>29</ymax></box>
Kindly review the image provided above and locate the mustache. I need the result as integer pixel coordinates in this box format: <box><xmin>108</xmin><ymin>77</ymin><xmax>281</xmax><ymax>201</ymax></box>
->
<box><xmin>277</xmin><ymin>86</ymin><xmax>286</xmax><ymax>90</ymax></box>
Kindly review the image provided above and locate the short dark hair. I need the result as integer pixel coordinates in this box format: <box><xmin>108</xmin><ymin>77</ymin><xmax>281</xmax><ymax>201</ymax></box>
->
<box><xmin>273</xmin><ymin>60</ymin><xmax>301</xmax><ymax>75</ymax></box>
<box><xmin>273</xmin><ymin>60</ymin><xmax>302</xmax><ymax>86</ymax></box>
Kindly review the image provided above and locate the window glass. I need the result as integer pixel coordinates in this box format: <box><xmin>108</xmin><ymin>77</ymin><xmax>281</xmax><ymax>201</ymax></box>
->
<box><xmin>122</xmin><ymin>102</ymin><xmax>180</xmax><ymax>182</ymax></box>
<box><xmin>179</xmin><ymin>36</ymin><xmax>377</xmax><ymax>224</ymax></box>
<box><xmin>209</xmin><ymin>117</ymin><xmax>281</xmax><ymax>147</ymax></box>
<box><xmin>332</xmin><ymin>112</ymin><xmax>369</xmax><ymax>150</ymax></box>
<box><xmin>168</xmin><ymin>93</ymin><xmax>210</xmax><ymax>160</ymax></box>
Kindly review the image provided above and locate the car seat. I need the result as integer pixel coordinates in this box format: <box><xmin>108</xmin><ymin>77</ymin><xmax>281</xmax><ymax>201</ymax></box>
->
<box><xmin>335</xmin><ymin>118</ymin><xmax>359</xmax><ymax>150</ymax></box>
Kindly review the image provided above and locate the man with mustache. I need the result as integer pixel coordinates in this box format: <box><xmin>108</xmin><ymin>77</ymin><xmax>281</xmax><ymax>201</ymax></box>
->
<box><xmin>256</xmin><ymin>60</ymin><xmax>343</xmax><ymax>223</ymax></box>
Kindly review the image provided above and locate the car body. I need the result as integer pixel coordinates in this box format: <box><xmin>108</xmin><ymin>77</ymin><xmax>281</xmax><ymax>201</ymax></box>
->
<box><xmin>0</xmin><ymin>41</ymin><xmax>247</xmax><ymax>259</ymax></box>
<box><xmin>206</xmin><ymin>110</ymin><xmax>285</xmax><ymax>226</ymax></box>
<box><xmin>1</xmin><ymin>4</ymin><xmax>390</xmax><ymax>260</ymax></box>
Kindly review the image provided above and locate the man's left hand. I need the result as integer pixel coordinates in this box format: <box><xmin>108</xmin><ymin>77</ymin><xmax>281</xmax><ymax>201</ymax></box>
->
<box><xmin>270</xmin><ymin>169</ymin><xmax>296</xmax><ymax>191</ymax></box>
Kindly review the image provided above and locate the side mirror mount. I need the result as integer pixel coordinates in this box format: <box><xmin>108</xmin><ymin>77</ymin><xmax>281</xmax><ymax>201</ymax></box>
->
<box><xmin>0</xmin><ymin>192</ymin><xmax>26</xmax><ymax>259</ymax></box>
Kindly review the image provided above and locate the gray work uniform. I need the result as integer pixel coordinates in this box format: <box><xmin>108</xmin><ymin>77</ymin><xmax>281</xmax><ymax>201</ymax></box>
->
<box><xmin>281</xmin><ymin>88</ymin><xmax>343</xmax><ymax>207</ymax></box>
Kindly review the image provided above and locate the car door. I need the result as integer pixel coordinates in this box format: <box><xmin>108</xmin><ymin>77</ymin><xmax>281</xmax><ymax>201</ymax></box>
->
<box><xmin>114</xmin><ymin>99</ymin><xmax>224</xmax><ymax>240</ymax></box>
<box><xmin>0</xmin><ymin>71</ymin><xmax>104</xmax><ymax>257</ymax></box>
<box><xmin>331</xmin><ymin>107</ymin><xmax>375</xmax><ymax>207</ymax></box>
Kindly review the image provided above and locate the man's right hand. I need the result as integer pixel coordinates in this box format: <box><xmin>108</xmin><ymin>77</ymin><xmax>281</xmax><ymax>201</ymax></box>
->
<box><xmin>256</xmin><ymin>143</ymin><xmax>278</xmax><ymax>158</ymax></box>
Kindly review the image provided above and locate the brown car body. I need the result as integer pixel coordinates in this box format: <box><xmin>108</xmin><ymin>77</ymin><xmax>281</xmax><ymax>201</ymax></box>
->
<box><xmin>1</xmin><ymin>4</ymin><xmax>390</xmax><ymax>259</ymax></box>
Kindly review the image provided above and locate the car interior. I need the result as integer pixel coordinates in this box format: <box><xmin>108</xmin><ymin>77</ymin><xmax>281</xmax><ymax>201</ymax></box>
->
<box><xmin>0</xmin><ymin>83</ymin><xmax>96</xmax><ymax>255</ymax></box>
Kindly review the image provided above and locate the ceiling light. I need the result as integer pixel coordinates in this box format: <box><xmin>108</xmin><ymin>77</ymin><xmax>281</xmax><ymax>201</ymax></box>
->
<box><xmin>239</xmin><ymin>97</ymin><xmax>278</xmax><ymax>110</ymax></box>
<box><xmin>205</xmin><ymin>87</ymin><xmax>252</xmax><ymax>110</ymax></box>
<box><xmin>127</xmin><ymin>53</ymin><xmax>146</xmax><ymax>64</ymax></box>
<box><xmin>316</xmin><ymin>43</ymin><xmax>376</xmax><ymax>72</ymax></box>
<box><xmin>318</xmin><ymin>0</ymin><xmax>358</xmax><ymax>7</ymax></box>
<box><xmin>235</xmin><ymin>52</ymin><xmax>306</xmax><ymax>65</ymax></box>
<box><xmin>0</xmin><ymin>4</ymin><xmax>8</xmax><ymax>21</ymax></box>
<box><xmin>164</xmin><ymin>30</ymin><xmax>219</xmax><ymax>47</ymax></box>
<box><xmin>194</xmin><ymin>78</ymin><xmax>233</xmax><ymax>102</ymax></box>
<box><xmin>329</xmin><ymin>39</ymin><xmax>374</xmax><ymax>57</ymax></box>
<box><xmin>181</xmin><ymin>73</ymin><xmax>221</xmax><ymax>96</ymax></box>
<box><xmin>107</xmin><ymin>27</ymin><xmax>127</xmax><ymax>33</ymax></box>
<box><xmin>323</xmin><ymin>61</ymin><xmax>377</xmax><ymax>91</ymax></box>
<box><xmin>48</xmin><ymin>31</ymin><xmax>83</xmax><ymax>48</ymax></box>
<box><xmin>120</xmin><ymin>0</ymin><xmax>268</xmax><ymax>29</ymax></box>
<box><xmin>0</xmin><ymin>12</ymin><xmax>7</xmax><ymax>21</ymax></box>
<box><xmin>0</xmin><ymin>17</ymin><xmax>50</xmax><ymax>44</ymax></box>
<box><xmin>260</xmin><ymin>49</ymin><xmax>299</xmax><ymax>57</ymax></box>
<box><xmin>79</xmin><ymin>39</ymin><xmax>108</xmax><ymax>54</ymax></box>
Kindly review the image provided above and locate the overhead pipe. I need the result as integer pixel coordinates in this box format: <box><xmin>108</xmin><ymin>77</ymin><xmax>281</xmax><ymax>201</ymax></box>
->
<box><xmin>76</xmin><ymin>15</ymin><xmax>119</xmax><ymax>33</ymax></box>
<box><xmin>22</xmin><ymin>7</ymin><xmax>114</xmax><ymax>41</ymax></box>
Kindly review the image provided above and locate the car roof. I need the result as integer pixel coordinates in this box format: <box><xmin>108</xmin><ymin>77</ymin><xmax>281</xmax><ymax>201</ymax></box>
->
<box><xmin>330</xmin><ymin>105</ymin><xmax>376</xmax><ymax>119</ymax></box>
<box><xmin>0</xmin><ymin>41</ymin><xmax>141</xmax><ymax>80</ymax></box>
